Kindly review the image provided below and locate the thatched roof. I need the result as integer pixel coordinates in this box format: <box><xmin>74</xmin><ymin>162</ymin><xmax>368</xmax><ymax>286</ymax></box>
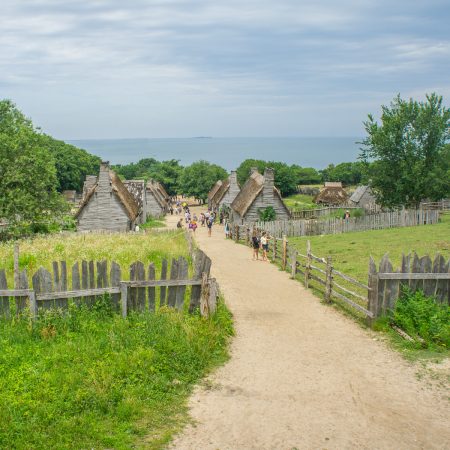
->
<box><xmin>157</xmin><ymin>182</ymin><xmax>170</xmax><ymax>201</ymax></box>
<box><xmin>314</xmin><ymin>184</ymin><xmax>348</xmax><ymax>205</ymax></box>
<box><xmin>146</xmin><ymin>180</ymin><xmax>168</xmax><ymax>210</ymax></box>
<box><xmin>349</xmin><ymin>185</ymin><xmax>375</xmax><ymax>204</ymax></box>
<box><xmin>123</xmin><ymin>180</ymin><xmax>145</xmax><ymax>210</ymax></box>
<box><xmin>231</xmin><ymin>171</ymin><xmax>265</xmax><ymax>216</ymax></box>
<box><xmin>211</xmin><ymin>178</ymin><xmax>230</xmax><ymax>206</ymax></box>
<box><xmin>208</xmin><ymin>180</ymin><xmax>222</xmax><ymax>201</ymax></box>
<box><xmin>75</xmin><ymin>170</ymin><xmax>140</xmax><ymax>220</ymax></box>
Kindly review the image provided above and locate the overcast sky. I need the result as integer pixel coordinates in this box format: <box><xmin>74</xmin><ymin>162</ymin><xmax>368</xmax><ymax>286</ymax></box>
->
<box><xmin>1</xmin><ymin>0</ymin><xmax>449</xmax><ymax>139</ymax></box>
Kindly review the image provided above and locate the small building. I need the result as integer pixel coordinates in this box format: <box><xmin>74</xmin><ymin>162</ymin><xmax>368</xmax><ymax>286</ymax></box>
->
<box><xmin>231</xmin><ymin>168</ymin><xmax>290</xmax><ymax>223</ymax></box>
<box><xmin>145</xmin><ymin>180</ymin><xmax>169</xmax><ymax>218</ymax></box>
<box><xmin>210</xmin><ymin>171</ymin><xmax>241</xmax><ymax>210</ymax></box>
<box><xmin>349</xmin><ymin>185</ymin><xmax>377</xmax><ymax>210</ymax></box>
<box><xmin>76</xmin><ymin>162</ymin><xmax>139</xmax><ymax>232</ymax></box>
<box><xmin>314</xmin><ymin>182</ymin><xmax>348</xmax><ymax>206</ymax></box>
<box><xmin>207</xmin><ymin>180</ymin><xmax>223</xmax><ymax>209</ymax></box>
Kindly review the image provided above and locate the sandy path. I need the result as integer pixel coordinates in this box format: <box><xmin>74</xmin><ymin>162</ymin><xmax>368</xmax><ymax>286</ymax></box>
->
<box><xmin>167</xmin><ymin>212</ymin><xmax>449</xmax><ymax>450</ymax></box>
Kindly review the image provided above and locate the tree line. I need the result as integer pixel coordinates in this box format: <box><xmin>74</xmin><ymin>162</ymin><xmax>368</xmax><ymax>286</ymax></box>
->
<box><xmin>1</xmin><ymin>93</ymin><xmax>449</xmax><ymax>238</ymax></box>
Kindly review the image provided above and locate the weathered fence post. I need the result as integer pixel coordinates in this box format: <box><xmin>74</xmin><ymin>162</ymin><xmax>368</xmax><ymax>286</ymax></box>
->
<box><xmin>305</xmin><ymin>240</ymin><xmax>311</xmax><ymax>288</ymax></box>
<box><xmin>290</xmin><ymin>250</ymin><xmax>297</xmax><ymax>279</ymax></box>
<box><xmin>14</xmin><ymin>244</ymin><xmax>19</xmax><ymax>289</ymax></box>
<box><xmin>272</xmin><ymin>235</ymin><xmax>277</xmax><ymax>262</ymax></box>
<box><xmin>367</xmin><ymin>257</ymin><xmax>379</xmax><ymax>325</ymax></box>
<box><xmin>120</xmin><ymin>282</ymin><xmax>127</xmax><ymax>318</ymax></box>
<box><xmin>234</xmin><ymin>225</ymin><xmax>239</xmax><ymax>243</ymax></box>
<box><xmin>325</xmin><ymin>256</ymin><xmax>333</xmax><ymax>303</ymax></box>
<box><xmin>200</xmin><ymin>272</ymin><xmax>210</xmax><ymax>317</ymax></box>
<box><xmin>282</xmin><ymin>235</ymin><xmax>287</xmax><ymax>271</ymax></box>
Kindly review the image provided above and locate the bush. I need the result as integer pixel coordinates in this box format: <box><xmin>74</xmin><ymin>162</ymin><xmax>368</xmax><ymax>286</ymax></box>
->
<box><xmin>391</xmin><ymin>288</ymin><xmax>450</xmax><ymax>349</ymax></box>
<box><xmin>258</xmin><ymin>206</ymin><xmax>276</xmax><ymax>222</ymax></box>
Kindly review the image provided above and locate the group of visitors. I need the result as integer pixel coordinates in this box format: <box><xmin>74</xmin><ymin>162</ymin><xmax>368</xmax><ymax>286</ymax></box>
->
<box><xmin>176</xmin><ymin>205</ymin><xmax>215</xmax><ymax>237</ymax></box>
<box><xmin>251</xmin><ymin>230</ymin><xmax>270</xmax><ymax>261</ymax></box>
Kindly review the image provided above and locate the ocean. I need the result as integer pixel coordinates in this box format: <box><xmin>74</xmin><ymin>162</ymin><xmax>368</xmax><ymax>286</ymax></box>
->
<box><xmin>67</xmin><ymin>137</ymin><xmax>362</xmax><ymax>170</ymax></box>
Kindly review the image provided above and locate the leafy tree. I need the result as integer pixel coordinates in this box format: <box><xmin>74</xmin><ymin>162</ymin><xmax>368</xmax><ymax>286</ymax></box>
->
<box><xmin>360</xmin><ymin>93</ymin><xmax>450</xmax><ymax>208</ymax></box>
<box><xmin>320</xmin><ymin>161</ymin><xmax>366</xmax><ymax>186</ymax></box>
<box><xmin>179</xmin><ymin>160</ymin><xmax>228</xmax><ymax>202</ymax></box>
<box><xmin>0</xmin><ymin>108</ymin><xmax>66</xmax><ymax>235</ymax></box>
<box><xmin>41</xmin><ymin>135</ymin><xmax>101</xmax><ymax>192</ymax></box>
<box><xmin>148</xmin><ymin>159</ymin><xmax>183</xmax><ymax>196</ymax></box>
<box><xmin>258</xmin><ymin>206</ymin><xmax>276</xmax><ymax>222</ymax></box>
<box><xmin>292</xmin><ymin>165</ymin><xmax>322</xmax><ymax>185</ymax></box>
<box><xmin>236</xmin><ymin>159</ymin><xmax>298</xmax><ymax>196</ymax></box>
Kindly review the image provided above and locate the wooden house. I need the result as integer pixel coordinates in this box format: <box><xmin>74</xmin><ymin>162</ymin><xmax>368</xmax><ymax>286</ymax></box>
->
<box><xmin>231</xmin><ymin>168</ymin><xmax>290</xmax><ymax>223</ymax></box>
<box><xmin>207</xmin><ymin>180</ymin><xmax>223</xmax><ymax>209</ymax></box>
<box><xmin>123</xmin><ymin>180</ymin><xmax>146</xmax><ymax>222</ymax></box>
<box><xmin>349</xmin><ymin>185</ymin><xmax>377</xmax><ymax>210</ymax></box>
<box><xmin>145</xmin><ymin>180</ymin><xmax>169</xmax><ymax>218</ymax></box>
<box><xmin>314</xmin><ymin>182</ymin><xmax>348</xmax><ymax>206</ymax></box>
<box><xmin>210</xmin><ymin>171</ymin><xmax>241</xmax><ymax>210</ymax></box>
<box><xmin>76</xmin><ymin>162</ymin><xmax>139</xmax><ymax>232</ymax></box>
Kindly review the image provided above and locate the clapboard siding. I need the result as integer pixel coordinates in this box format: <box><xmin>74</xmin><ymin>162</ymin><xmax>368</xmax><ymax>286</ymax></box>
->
<box><xmin>78</xmin><ymin>166</ymin><xmax>132</xmax><ymax>232</ymax></box>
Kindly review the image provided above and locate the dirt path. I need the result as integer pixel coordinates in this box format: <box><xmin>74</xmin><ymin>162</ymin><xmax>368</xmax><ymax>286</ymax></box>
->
<box><xmin>168</xmin><ymin>212</ymin><xmax>449</xmax><ymax>450</ymax></box>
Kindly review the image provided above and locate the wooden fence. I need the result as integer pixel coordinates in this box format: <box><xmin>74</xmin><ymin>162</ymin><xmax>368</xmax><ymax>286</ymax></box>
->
<box><xmin>289</xmin><ymin>206</ymin><xmax>360</xmax><ymax>220</ymax></box>
<box><xmin>421</xmin><ymin>199</ymin><xmax>450</xmax><ymax>212</ymax></box>
<box><xmin>228</xmin><ymin>226</ymin><xmax>449</xmax><ymax>323</ymax></box>
<box><xmin>253</xmin><ymin>209</ymin><xmax>439</xmax><ymax>238</ymax></box>
<box><xmin>0</xmin><ymin>249</ymin><xmax>219</xmax><ymax>319</ymax></box>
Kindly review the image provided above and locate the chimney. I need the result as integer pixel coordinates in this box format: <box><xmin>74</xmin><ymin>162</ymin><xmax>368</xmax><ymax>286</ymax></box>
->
<box><xmin>100</xmin><ymin>161</ymin><xmax>110</xmax><ymax>170</ymax></box>
<box><xmin>230</xmin><ymin>170</ymin><xmax>237</xmax><ymax>184</ymax></box>
<box><xmin>250</xmin><ymin>167</ymin><xmax>258</xmax><ymax>176</ymax></box>
<box><xmin>263</xmin><ymin>167</ymin><xmax>275</xmax><ymax>202</ymax></box>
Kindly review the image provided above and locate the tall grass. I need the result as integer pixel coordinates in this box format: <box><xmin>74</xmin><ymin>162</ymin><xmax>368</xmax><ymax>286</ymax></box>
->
<box><xmin>0</xmin><ymin>299</ymin><xmax>233</xmax><ymax>449</ymax></box>
<box><xmin>0</xmin><ymin>230</ymin><xmax>189</xmax><ymax>285</ymax></box>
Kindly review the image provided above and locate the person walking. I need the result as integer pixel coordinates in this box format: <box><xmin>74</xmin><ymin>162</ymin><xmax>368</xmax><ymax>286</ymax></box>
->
<box><xmin>251</xmin><ymin>231</ymin><xmax>260</xmax><ymax>260</ymax></box>
<box><xmin>224</xmin><ymin>221</ymin><xmax>230</xmax><ymax>239</ymax></box>
<box><xmin>207</xmin><ymin>217</ymin><xmax>213</xmax><ymax>237</ymax></box>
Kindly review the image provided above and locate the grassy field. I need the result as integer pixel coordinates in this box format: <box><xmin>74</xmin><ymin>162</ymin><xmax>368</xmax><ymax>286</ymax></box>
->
<box><xmin>283</xmin><ymin>193</ymin><xmax>316</xmax><ymax>210</ymax></box>
<box><xmin>0</xmin><ymin>230</ymin><xmax>189</xmax><ymax>285</ymax></box>
<box><xmin>0</xmin><ymin>230</ymin><xmax>234</xmax><ymax>449</ymax></box>
<box><xmin>289</xmin><ymin>214</ymin><xmax>450</xmax><ymax>284</ymax></box>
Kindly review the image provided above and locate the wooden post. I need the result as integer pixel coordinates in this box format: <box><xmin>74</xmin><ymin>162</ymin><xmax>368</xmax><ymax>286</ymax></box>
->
<box><xmin>200</xmin><ymin>272</ymin><xmax>209</xmax><ymax>317</ymax></box>
<box><xmin>305</xmin><ymin>240</ymin><xmax>311</xmax><ymax>288</ymax></box>
<box><xmin>120</xmin><ymin>282</ymin><xmax>127</xmax><ymax>318</ymax></box>
<box><xmin>367</xmin><ymin>256</ymin><xmax>379</xmax><ymax>326</ymax></box>
<box><xmin>272</xmin><ymin>236</ymin><xmax>277</xmax><ymax>262</ymax></box>
<box><xmin>282</xmin><ymin>235</ymin><xmax>287</xmax><ymax>271</ymax></box>
<box><xmin>290</xmin><ymin>250</ymin><xmax>297</xmax><ymax>279</ymax></box>
<box><xmin>325</xmin><ymin>256</ymin><xmax>333</xmax><ymax>303</ymax></box>
<box><xmin>29</xmin><ymin>291</ymin><xmax>37</xmax><ymax>318</ymax></box>
<box><xmin>14</xmin><ymin>243</ymin><xmax>19</xmax><ymax>289</ymax></box>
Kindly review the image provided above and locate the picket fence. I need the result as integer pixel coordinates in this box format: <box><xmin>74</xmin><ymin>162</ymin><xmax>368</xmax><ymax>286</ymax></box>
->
<box><xmin>253</xmin><ymin>209</ymin><xmax>439</xmax><ymax>238</ymax></box>
<box><xmin>0</xmin><ymin>248</ymin><xmax>218</xmax><ymax>319</ymax></box>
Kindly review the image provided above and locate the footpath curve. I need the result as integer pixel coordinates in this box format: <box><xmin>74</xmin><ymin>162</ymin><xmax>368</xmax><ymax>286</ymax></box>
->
<box><xmin>168</xmin><ymin>212</ymin><xmax>449</xmax><ymax>450</ymax></box>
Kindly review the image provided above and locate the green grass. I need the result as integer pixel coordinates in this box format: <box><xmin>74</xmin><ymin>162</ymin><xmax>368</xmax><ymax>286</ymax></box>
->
<box><xmin>289</xmin><ymin>215</ymin><xmax>450</xmax><ymax>285</ymax></box>
<box><xmin>0</xmin><ymin>300</ymin><xmax>233</xmax><ymax>449</ymax></box>
<box><xmin>141</xmin><ymin>216</ymin><xmax>167</xmax><ymax>229</ymax></box>
<box><xmin>0</xmin><ymin>230</ymin><xmax>189</xmax><ymax>285</ymax></box>
<box><xmin>283</xmin><ymin>193</ymin><xmax>316</xmax><ymax>210</ymax></box>
<box><xmin>287</xmin><ymin>215</ymin><xmax>450</xmax><ymax>359</ymax></box>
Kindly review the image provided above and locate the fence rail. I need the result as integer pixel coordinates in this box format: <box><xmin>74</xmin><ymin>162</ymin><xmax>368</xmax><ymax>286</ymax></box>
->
<box><xmin>253</xmin><ymin>209</ymin><xmax>439</xmax><ymax>238</ymax></box>
<box><xmin>289</xmin><ymin>206</ymin><xmax>360</xmax><ymax>220</ymax></box>
<box><xmin>228</xmin><ymin>225</ymin><xmax>449</xmax><ymax>323</ymax></box>
<box><xmin>0</xmin><ymin>248</ymin><xmax>218</xmax><ymax>319</ymax></box>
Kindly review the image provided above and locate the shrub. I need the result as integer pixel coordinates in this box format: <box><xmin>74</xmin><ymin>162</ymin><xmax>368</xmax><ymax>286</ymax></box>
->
<box><xmin>258</xmin><ymin>206</ymin><xmax>276</xmax><ymax>222</ymax></box>
<box><xmin>391</xmin><ymin>288</ymin><xmax>449</xmax><ymax>349</ymax></box>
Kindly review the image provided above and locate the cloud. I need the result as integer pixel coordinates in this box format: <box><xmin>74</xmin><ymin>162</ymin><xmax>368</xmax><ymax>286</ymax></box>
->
<box><xmin>0</xmin><ymin>0</ymin><xmax>449</xmax><ymax>138</ymax></box>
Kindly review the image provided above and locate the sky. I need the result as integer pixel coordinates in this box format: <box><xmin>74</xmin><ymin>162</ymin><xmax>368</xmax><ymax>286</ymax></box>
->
<box><xmin>1</xmin><ymin>0</ymin><xmax>449</xmax><ymax>139</ymax></box>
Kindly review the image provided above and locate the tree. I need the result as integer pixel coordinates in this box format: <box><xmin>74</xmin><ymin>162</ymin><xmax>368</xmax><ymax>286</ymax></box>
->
<box><xmin>320</xmin><ymin>161</ymin><xmax>366</xmax><ymax>186</ymax></box>
<box><xmin>292</xmin><ymin>165</ymin><xmax>322</xmax><ymax>185</ymax></box>
<box><xmin>148</xmin><ymin>159</ymin><xmax>183</xmax><ymax>196</ymax></box>
<box><xmin>0</xmin><ymin>119</ymin><xmax>66</xmax><ymax>236</ymax></box>
<box><xmin>236</xmin><ymin>159</ymin><xmax>299</xmax><ymax>196</ymax></box>
<box><xmin>360</xmin><ymin>93</ymin><xmax>450</xmax><ymax>208</ymax></box>
<box><xmin>179</xmin><ymin>161</ymin><xmax>228</xmax><ymax>202</ymax></box>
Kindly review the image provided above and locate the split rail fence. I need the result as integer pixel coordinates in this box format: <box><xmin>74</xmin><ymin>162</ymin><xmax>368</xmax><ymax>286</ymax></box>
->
<box><xmin>229</xmin><ymin>227</ymin><xmax>449</xmax><ymax>323</ymax></box>
<box><xmin>0</xmin><ymin>248</ymin><xmax>219</xmax><ymax>319</ymax></box>
<box><xmin>253</xmin><ymin>209</ymin><xmax>439</xmax><ymax>238</ymax></box>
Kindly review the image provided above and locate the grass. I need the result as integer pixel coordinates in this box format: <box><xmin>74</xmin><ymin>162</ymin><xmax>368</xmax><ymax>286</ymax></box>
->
<box><xmin>141</xmin><ymin>216</ymin><xmax>167</xmax><ymax>229</ymax></box>
<box><xmin>0</xmin><ymin>230</ymin><xmax>189</xmax><ymax>286</ymax></box>
<box><xmin>287</xmin><ymin>215</ymin><xmax>450</xmax><ymax>359</ymax></box>
<box><xmin>289</xmin><ymin>214</ymin><xmax>450</xmax><ymax>285</ymax></box>
<box><xmin>283</xmin><ymin>193</ymin><xmax>316</xmax><ymax>210</ymax></box>
<box><xmin>0</xmin><ymin>299</ymin><xmax>233</xmax><ymax>449</ymax></box>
